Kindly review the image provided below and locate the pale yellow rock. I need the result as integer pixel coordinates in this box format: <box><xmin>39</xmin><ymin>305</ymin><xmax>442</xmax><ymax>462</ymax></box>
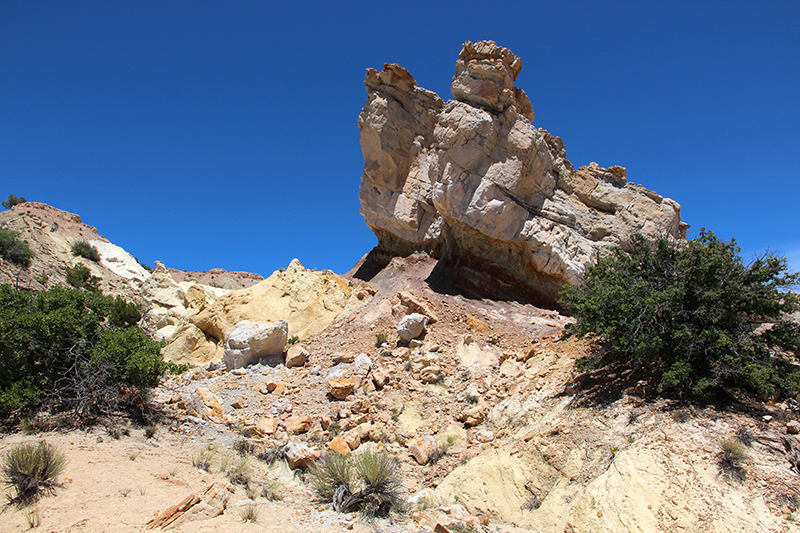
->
<box><xmin>256</xmin><ymin>417</ymin><xmax>278</xmax><ymax>435</ymax></box>
<box><xmin>164</xmin><ymin>259</ymin><xmax>367</xmax><ymax>364</ymax></box>
<box><xmin>407</xmin><ymin>436</ymin><xmax>437</xmax><ymax>465</ymax></box>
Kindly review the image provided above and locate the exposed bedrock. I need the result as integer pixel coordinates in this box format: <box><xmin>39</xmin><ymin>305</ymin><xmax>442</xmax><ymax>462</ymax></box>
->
<box><xmin>358</xmin><ymin>40</ymin><xmax>687</xmax><ymax>307</ymax></box>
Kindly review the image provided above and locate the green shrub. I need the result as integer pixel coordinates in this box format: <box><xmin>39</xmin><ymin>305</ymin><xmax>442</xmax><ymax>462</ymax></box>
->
<box><xmin>561</xmin><ymin>230</ymin><xmax>800</xmax><ymax>398</ymax></box>
<box><xmin>65</xmin><ymin>263</ymin><xmax>101</xmax><ymax>292</ymax></box>
<box><xmin>2</xmin><ymin>194</ymin><xmax>26</xmax><ymax>209</ymax></box>
<box><xmin>309</xmin><ymin>449</ymin><xmax>402</xmax><ymax>517</ymax></box>
<box><xmin>2</xmin><ymin>440</ymin><xmax>65</xmax><ymax>505</ymax></box>
<box><xmin>0</xmin><ymin>284</ymin><xmax>169</xmax><ymax>419</ymax></box>
<box><xmin>0</xmin><ymin>228</ymin><xmax>34</xmax><ymax>268</ymax></box>
<box><xmin>287</xmin><ymin>335</ymin><xmax>300</xmax><ymax>346</ymax></box>
<box><xmin>70</xmin><ymin>240</ymin><xmax>100</xmax><ymax>262</ymax></box>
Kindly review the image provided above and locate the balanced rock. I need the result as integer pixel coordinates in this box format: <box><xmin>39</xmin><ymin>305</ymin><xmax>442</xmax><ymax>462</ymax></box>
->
<box><xmin>223</xmin><ymin>320</ymin><xmax>288</xmax><ymax>370</ymax></box>
<box><xmin>357</xmin><ymin>40</ymin><xmax>687</xmax><ymax>306</ymax></box>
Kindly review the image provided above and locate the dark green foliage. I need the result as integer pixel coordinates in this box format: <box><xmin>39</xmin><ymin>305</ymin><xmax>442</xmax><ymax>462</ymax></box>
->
<box><xmin>287</xmin><ymin>335</ymin><xmax>300</xmax><ymax>346</ymax></box>
<box><xmin>0</xmin><ymin>284</ymin><xmax>169</xmax><ymax>419</ymax></box>
<box><xmin>0</xmin><ymin>228</ymin><xmax>34</xmax><ymax>268</ymax></box>
<box><xmin>2</xmin><ymin>194</ymin><xmax>27</xmax><ymax>209</ymax></box>
<box><xmin>70</xmin><ymin>240</ymin><xmax>100</xmax><ymax>262</ymax></box>
<box><xmin>2</xmin><ymin>440</ymin><xmax>65</xmax><ymax>505</ymax></box>
<box><xmin>561</xmin><ymin>230</ymin><xmax>800</xmax><ymax>398</ymax></box>
<box><xmin>65</xmin><ymin>263</ymin><xmax>101</xmax><ymax>292</ymax></box>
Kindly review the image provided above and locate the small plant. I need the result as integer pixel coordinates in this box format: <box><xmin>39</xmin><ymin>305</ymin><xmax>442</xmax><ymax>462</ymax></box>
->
<box><xmin>309</xmin><ymin>449</ymin><xmax>402</xmax><ymax>517</ymax></box>
<box><xmin>144</xmin><ymin>425</ymin><xmax>157</xmax><ymax>439</ymax></box>
<box><xmin>257</xmin><ymin>445</ymin><xmax>286</xmax><ymax>465</ymax></box>
<box><xmin>233</xmin><ymin>438</ymin><xmax>255</xmax><ymax>456</ymax></box>
<box><xmin>25</xmin><ymin>507</ymin><xmax>40</xmax><ymax>528</ymax></box>
<box><xmin>0</xmin><ymin>228</ymin><xmax>34</xmax><ymax>270</ymax></box>
<box><xmin>70</xmin><ymin>240</ymin><xmax>100</xmax><ymax>262</ymax></box>
<box><xmin>2</xmin><ymin>441</ymin><xmax>66</xmax><ymax>505</ymax></box>
<box><xmin>238</xmin><ymin>502</ymin><xmax>259</xmax><ymax>523</ymax></box>
<box><xmin>719</xmin><ymin>437</ymin><xmax>748</xmax><ymax>481</ymax></box>
<box><xmin>65</xmin><ymin>263</ymin><xmax>101</xmax><ymax>292</ymax></box>
<box><xmin>127</xmin><ymin>448</ymin><xmax>141</xmax><ymax>461</ymax></box>
<box><xmin>671</xmin><ymin>409</ymin><xmax>691</xmax><ymax>423</ymax></box>
<box><xmin>2</xmin><ymin>194</ymin><xmax>27</xmax><ymax>209</ymax></box>
<box><xmin>35</xmin><ymin>272</ymin><xmax>48</xmax><ymax>286</ymax></box>
<box><xmin>489</xmin><ymin>336</ymin><xmax>500</xmax><ymax>345</ymax></box>
<box><xmin>375</xmin><ymin>333</ymin><xmax>387</xmax><ymax>348</ymax></box>
<box><xmin>227</xmin><ymin>457</ymin><xmax>252</xmax><ymax>485</ymax></box>
<box><xmin>287</xmin><ymin>335</ymin><xmax>300</xmax><ymax>346</ymax></box>
<box><xmin>261</xmin><ymin>480</ymin><xmax>283</xmax><ymax>501</ymax></box>
<box><xmin>192</xmin><ymin>445</ymin><xmax>217</xmax><ymax>472</ymax></box>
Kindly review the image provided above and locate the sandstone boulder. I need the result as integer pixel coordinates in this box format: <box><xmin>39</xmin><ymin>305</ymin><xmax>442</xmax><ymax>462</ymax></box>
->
<box><xmin>397</xmin><ymin>313</ymin><xmax>429</xmax><ymax>342</ymax></box>
<box><xmin>285</xmin><ymin>345</ymin><xmax>309</xmax><ymax>368</ymax></box>
<box><xmin>357</xmin><ymin>40</ymin><xmax>687</xmax><ymax>306</ymax></box>
<box><xmin>223</xmin><ymin>320</ymin><xmax>288</xmax><ymax>370</ymax></box>
<box><xmin>327</xmin><ymin>378</ymin><xmax>356</xmax><ymax>400</ymax></box>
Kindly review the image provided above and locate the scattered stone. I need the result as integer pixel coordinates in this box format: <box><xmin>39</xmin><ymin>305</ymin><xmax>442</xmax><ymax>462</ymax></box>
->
<box><xmin>372</xmin><ymin>367</ymin><xmax>390</xmax><ymax>389</ymax></box>
<box><xmin>284</xmin><ymin>442</ymin><xmax>320</xmax><ymax>470</ymax></box>
<box><xmin>475</xmin><ymin>429</ymin><xmax>495</xmax><ymax>443</ymax></box>
<box><xmin>787</xmin><ymin>421</ymin><xmax>800</xmax><ymax>435</ymax></box>
<box><xmin>398</xmin><ymin>291</ymin><xmax>438</xmax><ymax>323</ymax></box>
<box><xmin>327</xmin><ymin>437</ymin><xmax>351</xmax><ymax>456</ymax></box>
<box><xmin>407</xmin><ymin>436</ymin><xmax>437</xmax><ymax>465</ymax></box>
<box><xmin>256</xmin><ymin>417</ymin><xmax>278</xmax><ymax>435</ymax></box>
<box><xmin>286</xmin><ymin>415</ymin><xmax>314</xmax><ymax>435</ymax></box>
<box><xmin>285</xmin><ymin>345</ymin><xmax>309</xmax><ymax>368</ymax></box>
<box><xmin>398</xmin><ymin>313</ymin><xmax>429</xmax><ymax>343</ymax></box>
<box><xmin>327</xmin><ymin>378</ymin><xmax>356</xmax><ymax>400</ymax></box>
<box><xmin>409</xmin><ymin>339</ymin><xmax>423</xmax><ymax>349</ymax></box>
<box><xmin>183</xmin><ymin>387</ymin><xmax>225</xmax><ymax>423</ymax></box>
<box><xmin>458</xmin><ymin>404</ymin><xmax>485</xmax><ymax>427</ymax></box>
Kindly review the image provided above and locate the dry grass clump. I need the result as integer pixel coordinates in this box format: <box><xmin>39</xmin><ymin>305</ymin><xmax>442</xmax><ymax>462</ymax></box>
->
<box><xmin>718</xmin><ymin>437</ymin><xmax>748</xmax><ymax>481</ymax></box>
<box><xmin>191</xmin><ymin>444</ymin><xmax>217</xmax><ymax>472</ymax></box>
<box><xmin>2</xmin><ymin>440</ymin><xmax>66</xmax><ymax>506</ymax></box>
<box><xmin>309</xmin><ymin>448</ymin><xmax>402</xmax><ymax>517</ymax></box>
<box><xmin>238</xmin><ymin>502</ymin><xmax>259</xmax><ymax>523</ymax></box>
<box><xmin>227</xmin><ymin>457</ymin><xmax>252</xmax><ymax>486</ymax></box>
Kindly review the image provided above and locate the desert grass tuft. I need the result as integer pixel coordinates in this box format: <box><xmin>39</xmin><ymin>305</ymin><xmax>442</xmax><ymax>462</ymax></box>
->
<box><xmin>238</xmin><ymin>502</ymin><xmax>259</xmax><ymax>523</ymax></box>
<box><xmin>2</xmin><ymin>441</ymin><xmax>66</xmax><ymax>506</ymax></box>
<box><xmin>718</xmin><ymin>437</ymin><xmax>748</xmax><ymax>482</ymax></box>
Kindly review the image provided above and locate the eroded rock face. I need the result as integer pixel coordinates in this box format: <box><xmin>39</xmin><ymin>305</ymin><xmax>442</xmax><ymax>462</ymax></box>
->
<box><xmin>358</xmin><ymin>40</ymin><xmax>687</xmax><ymax>306</ymax></box>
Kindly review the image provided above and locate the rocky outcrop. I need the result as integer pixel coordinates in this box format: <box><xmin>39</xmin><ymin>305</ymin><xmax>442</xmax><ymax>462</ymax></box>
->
<box><xmin>358</xmin><ymin>40</ymin><xmax>687</xmax><ymax>306</ymax></box>
<box><xmin>162</xmin><ymin>259</ymin><xmax>369</xmax><ymax>365</ymax></box>
<box><xmin>223</xmin><ymin>320</ymin><xmax>288</xmax><ymax>369</ymax></box>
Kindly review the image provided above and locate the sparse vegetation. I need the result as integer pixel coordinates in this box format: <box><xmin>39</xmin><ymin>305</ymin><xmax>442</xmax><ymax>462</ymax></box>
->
<box><xmin>2</xmin><ymin>194</ymin><xmax>27</xmax><ymax>209</ymax></box>
<box><xmin>233</xmin><ymin>438</ymin><xmax>255</xmax><ymax>456</ymax></box>
<box><xmin>0</xmin><ymin>228</ymin><xmax>34</xmax><ymax>270</ymax></box>
<box><xmin>287</xmin><ymin>335</ymin><xmax>300</xmax><ymax>346</ymax></box>
<box><xmin>257</xmin><ymin>445</ymin><xmax>286</xmax><ymax>465</ymax></box>
<box><xmin>562</xmin><ymin>230</ymin><xmax>800</xmax><ymax>398</ymax></box>
<box><xmin>261</xmin><ymin>481</ymin><xmax>283</xmax><ymax>501</ymax></box>
<box><xmin>375</xmin><ymin>333</ymin><xmax>387</xmax><ymax>348</ymax></box>
<box><xmin>718</xmin><ymin>437</ymin><xmax>748</xmax><ymax>481</ymax></box>
<box><xmin>70</xmin><ymin>240</ymin><xmax>100</xmax><ymax>262</ymax></box>
<box><xmin>227</xmin><ymin>457</ymin><xmax>252</xmax><ymax>485</ymax></box>
<box><xmin>238</xmin><ymin>502</ymin><xmax>259</xmax><ymax>523</ymax></box>
<box><xmin>2</xmin><ymin>441</ymin><xmax>66</xmax><ymax>505</ymax></box>
<box><xmin>65</xmin><ymin>263</ymin><xmax>100</xmax><ymax>292</ymax></box>
<box><xmin>192</xmin><ymin>445</ymin><xmax>217</xmax><ymax>472</ymax></box>
<box><xmin>309</xmin><ymin>448</ymin><xmax>402</xmax><ymax>517</ymax></box>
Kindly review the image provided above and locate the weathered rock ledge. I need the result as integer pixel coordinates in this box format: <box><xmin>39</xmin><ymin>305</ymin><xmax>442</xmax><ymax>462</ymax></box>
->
<box><xmin>357</xmin><ymin>40</ymin><xmax>688</xmax><ymax>306</ymax></box>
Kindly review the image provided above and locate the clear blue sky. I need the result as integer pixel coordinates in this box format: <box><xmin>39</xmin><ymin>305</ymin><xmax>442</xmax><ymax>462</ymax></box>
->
<box><xmin>2</xmin><ymin>1</ymin><xmax>798</xmax><ymax>276</ymax></box>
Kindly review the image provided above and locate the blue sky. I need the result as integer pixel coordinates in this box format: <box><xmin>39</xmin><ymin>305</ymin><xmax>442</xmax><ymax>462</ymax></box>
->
<box><xmin>1</xmin><ymin>1</ymin><xmax>798</xmax><ymax>276</ymax></box>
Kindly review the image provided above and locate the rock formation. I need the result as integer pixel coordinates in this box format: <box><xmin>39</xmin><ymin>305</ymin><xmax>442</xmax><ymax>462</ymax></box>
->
<box><xmin>357</xmin><ymin>40</ymin><xmax>688</xmax><ymax>306</ymax></box>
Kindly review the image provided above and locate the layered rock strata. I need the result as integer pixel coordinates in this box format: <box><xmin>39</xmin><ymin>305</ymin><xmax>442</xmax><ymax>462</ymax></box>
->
<box><xmin>358</xmin><ymin>40</ymin><xmax>687</xmax><ymax>306</ymax></box>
